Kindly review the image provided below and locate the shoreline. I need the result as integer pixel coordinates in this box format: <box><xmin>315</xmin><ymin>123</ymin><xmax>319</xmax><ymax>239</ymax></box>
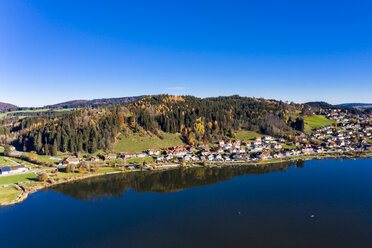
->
<box><xmin>1</xmin><ymin>152</ymin><xmax>371</xmax><ymax>207</ymax></box>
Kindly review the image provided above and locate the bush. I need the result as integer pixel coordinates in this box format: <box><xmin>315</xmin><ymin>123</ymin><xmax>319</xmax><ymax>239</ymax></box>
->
<box><xmin>78</xmin><ymin>166</ymin><xmax>86</xmax><ymax>173</ymax></box>
<box><xmin>4</xmin><ymin>145</ymin><xmax>11</xmax><ymax>156</ymax></box>
<box><xmin>38</xmin><ymin>173</ymin><xmax>49</xmax><ymax>182</ymax></box>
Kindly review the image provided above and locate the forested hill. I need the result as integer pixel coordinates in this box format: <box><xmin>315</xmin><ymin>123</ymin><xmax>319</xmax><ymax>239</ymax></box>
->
<box><xmin>339</xmin><ymin>103</ymin><xmax>372</xmax><ymax>110</ymax></box>
<box><xmin>14</xmin><ymin>95</ymin><xmax>306</xmax><ymax>155</ymax></box>
<box><xmin>45</xmin><ymin>95</ymin><xmax>147</xmax><ymax>109</ymax></box>
<box><xmin>305</xmin><ymin>101</ymin><xmax>364</xmax><ymax>114</ymax></box>
<box><xmin>0</xmin><ymin>102</ymin><xmax>18</xmax><ymax>112</ymax></box>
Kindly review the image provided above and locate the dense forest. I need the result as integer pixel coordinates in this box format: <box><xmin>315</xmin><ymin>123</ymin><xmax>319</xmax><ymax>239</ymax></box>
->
<box><xmin>12</xmin><ymin>95</ymin><xmax>309</xmax><ymax>155</ymax></box>
<box><xmin>14</xmin><ymin>109</ymin><xmax>120</xmax><ymax>155</ymax></box>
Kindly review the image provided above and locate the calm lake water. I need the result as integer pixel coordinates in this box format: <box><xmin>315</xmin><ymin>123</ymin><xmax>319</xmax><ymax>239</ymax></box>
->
<box><xmin>1</xmin><ymin>158</ymin><xmax>372</xmax><ymax>248</ymax></box>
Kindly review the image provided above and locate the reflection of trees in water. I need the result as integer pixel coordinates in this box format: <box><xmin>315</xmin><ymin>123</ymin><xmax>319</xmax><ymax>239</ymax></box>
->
<box><xmin>52</xmin><ymin>161</ymin><xmax>302</xmax><ymax>201</ymax></box>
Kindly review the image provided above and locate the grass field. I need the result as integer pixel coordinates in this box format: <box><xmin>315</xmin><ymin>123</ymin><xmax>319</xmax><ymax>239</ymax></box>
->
<box><xmin>282</xmin><ymin>144</ymin><xmax>299</xmax><ymax>149</ymax></box>
<box><xmin>20</xmin><ymin>152</ymin><xmax>63</xmax><ymax>165</ymax></box>
<box><xmin>235</xmin><ymin>130</ymin><xmax>264</xmax><ymax>141</ymax></box>
<box><xmin>126</xmin><ymin>156</ymin><xmax>154</xmax><ymax>164</ymax></box>
<box><xmin>304</xmin><ymin>115</ymin><xmax>335</xmax><ymax>132</ymax></box>
<box><xmin>0</xmin><ymin>173</ymin><xmax>38</xmax><ymax>185</ymax></box>
<box><xmin>113</xmin><ymin>132</ymin><xmax>185</xmax><ymax>153</ymax></box>
<box><xmin>0</xmin><ymin>108</ymin><xmax>78</xmax><ymax>119</ymax></box>
<box><xmin>97</xmin><ymin>168</ymin><xmax>122</xmax><ymax>173</ymax></box>
<box><xmin>0</xmin><ymin>185</ymin><xmax>22</xmax><ymax>203</ymax></box>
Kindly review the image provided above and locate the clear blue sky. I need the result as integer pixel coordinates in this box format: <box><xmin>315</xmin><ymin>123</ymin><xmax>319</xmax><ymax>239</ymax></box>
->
<box><xmin>1</xmin><ymin>0</ymin><xmax>372</xmax><ymax>107</ymax></box>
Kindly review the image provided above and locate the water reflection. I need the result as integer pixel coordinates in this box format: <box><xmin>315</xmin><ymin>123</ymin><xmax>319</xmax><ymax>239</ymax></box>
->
<box><xmin>52</xmin><ymin>161</ymin><xmax>300</xmax><ymax>201</ymax></box>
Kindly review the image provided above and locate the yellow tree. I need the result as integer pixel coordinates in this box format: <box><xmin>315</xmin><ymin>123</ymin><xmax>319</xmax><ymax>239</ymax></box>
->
<box><xmin>29</xmin><ymin>151</ymin><xmax>38</xmax><ymax>161</ymax></box>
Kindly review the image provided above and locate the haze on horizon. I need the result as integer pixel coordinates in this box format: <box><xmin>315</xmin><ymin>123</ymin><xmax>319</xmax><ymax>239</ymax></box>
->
<box><xmin>1</xmin><ymin>0</ymin><xmax>372</xmax><ymax>107</ymax></box>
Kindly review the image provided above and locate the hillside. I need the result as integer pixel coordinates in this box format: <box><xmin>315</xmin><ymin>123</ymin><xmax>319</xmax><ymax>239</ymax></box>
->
<box><xmin>14</xmin><ymin>95</ymin><xmax>307</xmax><ymax>155</ymax></box>
<box><xmin>113</xmin><ymin>131</ymin><xmax>185</xmax><ymax>153</ymax></box>
<box><xmin>45</xmin><ymin>96</ymin><xmax>147</xmax><ymax>109</ymax></box>
<box><xmin>305</xmin><ymin>101</ymin><xmax>363</xmax><ymax>114</ymax></box>
<box><xmin>0</xmin><ymin>102</ymin><xmax>18</xmax><ymax>112</ymax></box>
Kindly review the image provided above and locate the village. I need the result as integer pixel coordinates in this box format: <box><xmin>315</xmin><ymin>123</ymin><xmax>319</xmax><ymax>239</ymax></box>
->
<box><xmin>54</xmin><ymin>109</ymin><xmax>372</xmax><ymax>171</ymax></box>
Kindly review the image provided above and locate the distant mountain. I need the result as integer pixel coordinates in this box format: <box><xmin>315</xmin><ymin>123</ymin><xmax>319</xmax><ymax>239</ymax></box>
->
<box><xmin>0</xmin><ymin>102</ymin><xmax>18</xmax><ymax>112</ymax></box>
<box><xmin>305</xmin><ymin>101</ymin><xmax>363</xmax><ymax>114</ymax></box>
<box><xmin>338</xmin><ymin>103</ymin><xmax>372</xmax><ymax>110</ymax></box>
<box><xmin>45</xmin><ymin>96</ymin><xmax>147</xmax><ymax>109</ymax></box>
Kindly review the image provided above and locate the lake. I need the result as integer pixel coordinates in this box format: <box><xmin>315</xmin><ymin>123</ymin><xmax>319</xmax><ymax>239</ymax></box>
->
<box><xmin>1</xmin><ymin>158</ymin><xmax>372</xmax><ymax>248</ymax></box>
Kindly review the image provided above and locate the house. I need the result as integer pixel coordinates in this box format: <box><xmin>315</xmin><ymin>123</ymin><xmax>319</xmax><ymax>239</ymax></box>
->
<box><xmin>0</xmin><ymin>165</ymin><xmax>28</xmax><ymax>175</ymax></box>
<box><xmin>10</xmin><ymin>165</ymin><xmax>28</xmax><ymax>173</ymax></box>
<box><xmin>104</xmin><ymin>154</ymin><xmax>117</xmax><ymax>160</ymax></box>
<box><xmin>200</xmin><ymin>148</ymin><xmax>210</xmax><ymax>156</ymax></box>
<box><xmin>63</xmin><ymin>156</ymin><xmax>80</xmax><ymax>165</ymax></box>
<box><xmin>271</xmin><ymin>143</ymin><xmax>282</xmax><ymax>149</ymax></box>
<box><xmin>136</xmin><ymin>153</ymin><xmax>146</xmax><ymax>158</ymax></box>
<box><xmin>301</xmin><ymin>147</ymin><xmax>314</xmax><ymax>155</ymax></box>
<box><xmin>215</xmin><ymin>154</ymin><xmax>223</xmax><ymax>160</ymax></box>
<box><xmin>165</xmin><ymin>155</ymin><xmax>174</xmax><ymax>161</ymax></box>
<box><xmin>183</xmin><ymin>155</ymin><xmax>191</xmax><ymax>161</ymax></box>
<box><xmin>226</xmin><ymin>147</ymin><xmax>237</xmax><ymax>153</ymax></box>
<box><xmin>211</xmin><ymin>147</ymin><xmax>224</xmax><ymax>153</ymax></box>
<box><xmin>207</xmin><ymin>154</ymin><xmax>214</xmax><ymax>161</ymax></box>
<box><xmin>253</xmin><ymin>140</ymin><xmax>261</xmax><ymax>146</ymax></box>
<box><xmin>233</xmin><ymin>140</ymin><xmax>241</xmax><ymax>148</ymax></box>
<box><xmin>238</xmin><ymin>147</ymin><xmax>246</xmax><ymax>153</ymax></box>
<box><xmin>154</xmin><ymin>156</ymin><xmax>164</xmax><ymax>161</ymax></box>
<box><xmin>146</xmin><ymin>149</ymin><xmax>160</xmax><ymax>155</ymax></box>
<box><xmin>256</xmin><ymin>151</ymin><xmax>271</xmax><ymax>160</ymax></box>
<box><xmin>121</xmin><ymin>153</ymin><xmax>145</xmax><ymax>158</ymax></box>
<box><xmin>0</xmin><ymin>166</ymin><xmax>10</xmax><ymax>175</ymax></box>
<box><xmin>90</xmin><ymin>156</ymin><xmax>100</xmax><ymax>162</ymax></box>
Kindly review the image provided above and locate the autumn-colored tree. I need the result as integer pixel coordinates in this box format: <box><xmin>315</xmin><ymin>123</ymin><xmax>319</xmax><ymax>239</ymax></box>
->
<box><xmin>78</xmin><ymin>166</ymin><xmax>86</xmax><ymax>173</ymax></box>
<box><xmin>186</xmin><ymin>132</ymin><xmax>196</xmax><ymax>146</ymax></box>
<box><xmin>29</xmin><ymin>151</ymin><xmax>38</xmax><ymax>161</ymax></box>
<box><xmin>194</xmin><ymin>122</ymin><xmax>205</xmax><ymax>135</ymax></box>
<box><xmin>180</xmin><ymin>158</ymin><xmax>186</xmax><ymax>167</ymax></box>
<box><xmin>130</xmin><ymin>115</ymin><xmax>136</xmax><ymax>128</ymax></box>
<box><xmin>38</xmin><ymin>173</ymin><xmax>49</xmax><ymax>182</ymax></box>
<box><xmin>118</xmin><ymin>114</ymin><xmax>125</xmax><ymax>126</ymax></box>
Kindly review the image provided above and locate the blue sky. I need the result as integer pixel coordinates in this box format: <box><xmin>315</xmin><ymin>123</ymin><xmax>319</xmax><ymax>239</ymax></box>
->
<box><xmin>1</xmin><ymin>0</ymin><xmax>372</xmax><ymax>107</ymax></box>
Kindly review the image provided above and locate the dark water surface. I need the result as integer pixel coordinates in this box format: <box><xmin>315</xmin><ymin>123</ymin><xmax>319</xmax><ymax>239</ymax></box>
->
<box><xmin>1</xmin><ymin>158</ymin><xmax>372</xmax><ymax>248</ymax></box>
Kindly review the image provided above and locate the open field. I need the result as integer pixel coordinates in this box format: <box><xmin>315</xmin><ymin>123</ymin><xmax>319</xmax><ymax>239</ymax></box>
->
<box><xmin>126</xmin><ymin>156</ymin><xmax>154</xmax><ymax>164</ymax></box>
<box><xmin>304</xmin><ymin>115</ymin><xmax>335</xmax><ymax>132</ymax></box>
<box><xmin>282</xmin><ymin>144</ymin><xmax>299</xmax><ymax>149</ymax></box>
<box><xmin>0</xmin><ymin>185</ymin><xmax>21</xmax><ymax>203</ymax></box>
<box><xmin>0</xmin><ymin>108</ymin><xmax>78</xmax><ymax>119</ymax></box>
<box><xmin>235</xmin><ymin>130</ymin><xmax>264</xmax><ymax>141</ymax></box>
<box><xmin>0</xmin><ymin>173</ymin><xmax>38</xmax><ymax>185</ymax></box>
<box><xmin>113</xmin><ymin>132</ymin><xmax>185</xmax><ymax>153</ymax></box>
<box><xmin>20</xmin><ymin>152</ymin><xmax>63</xmax><ymax>165</ymax></box>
